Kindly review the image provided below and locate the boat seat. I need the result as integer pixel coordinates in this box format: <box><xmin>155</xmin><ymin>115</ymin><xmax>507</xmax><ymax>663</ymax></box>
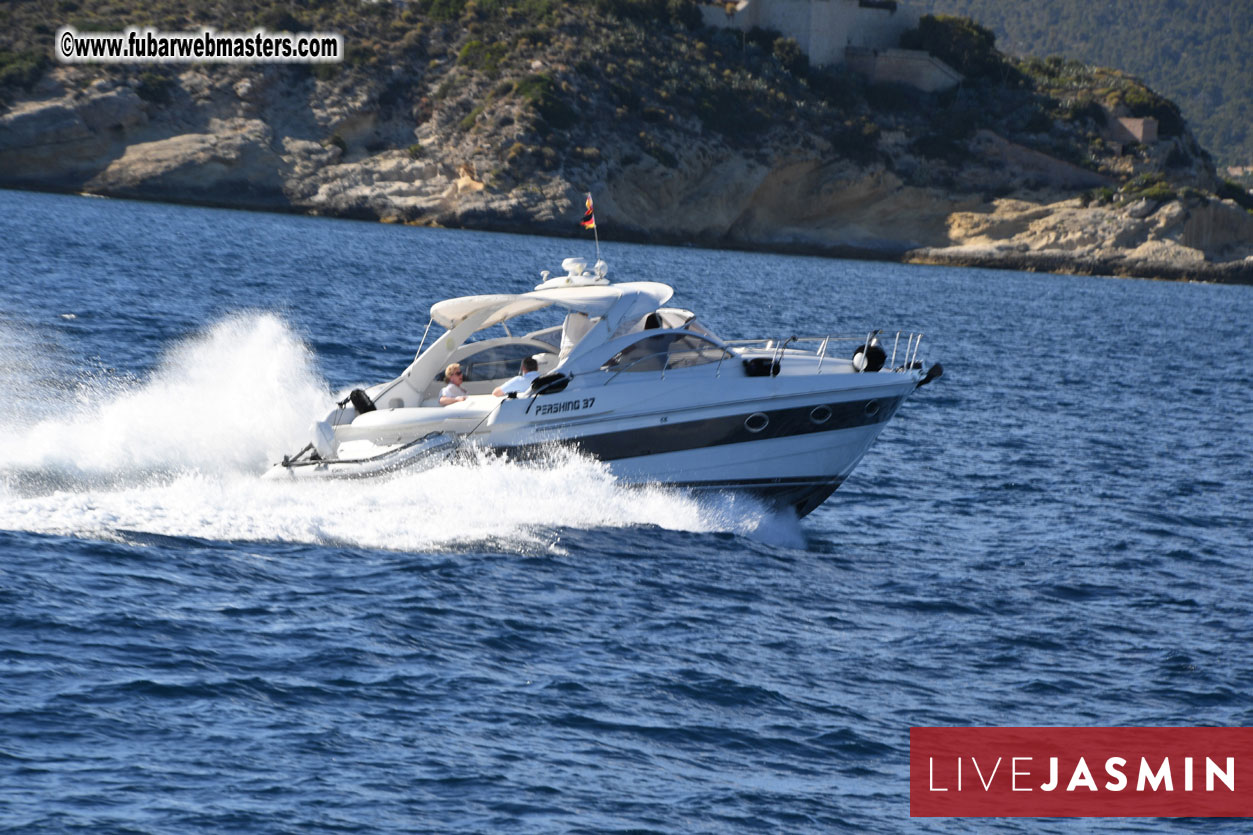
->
<box><xmin>341</xmin><ymin>397</ymin><xmax>497</xmax><ymax>442</ymax></box>
<box><xmin>418</xmin><ymin>391</ymin><xmax>512</xmax><ymax>409</ymax></box>
<box><xmin>416</xmin><ymin>392</ymin><xmax>501</xmax><ymax>410</ymax></box>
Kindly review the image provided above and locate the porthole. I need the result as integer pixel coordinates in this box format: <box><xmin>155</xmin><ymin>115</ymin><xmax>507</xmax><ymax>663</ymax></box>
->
<box><xmin>810</xmin><ymin>405</ymin><xmax>832</xmax><ymax>425</ymax></box>
<box><xmin>745</xmin><ymin>412</ymin><xmax>769</xmax><ymax>433</ymax></box>
<box><xmin>864</xmin><ymin>400</ymin><xmax>881</xmax><ymax>417</ymax></box>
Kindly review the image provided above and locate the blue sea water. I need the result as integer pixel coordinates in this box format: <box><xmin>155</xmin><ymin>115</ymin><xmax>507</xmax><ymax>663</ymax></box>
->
<box><xmin>0</xmin><ymin>188</ymin><xmax>1250</xmax><ymax>833</ymax></box>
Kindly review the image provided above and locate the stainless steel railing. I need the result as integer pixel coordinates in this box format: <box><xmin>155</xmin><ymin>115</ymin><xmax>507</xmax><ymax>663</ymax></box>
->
<box><xmin>724</xmin><ymin>331</ymin><xmax>925</xmax><ymax>372</ymax></box>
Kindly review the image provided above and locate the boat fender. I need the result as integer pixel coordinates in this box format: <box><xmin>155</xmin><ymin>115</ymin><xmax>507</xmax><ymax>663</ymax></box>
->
<box><xmin>311</xmin><ymin>420</ymin><xmax>336</xmax><ymax>460</ymax></box>
<box><xmin>742</xmin><ymin>357</ymin><xmax>781</xmax><ymax>377</ymax></box>
<box><xmin>917</xmin><ymin>362</ymin><xmax>944</xmax><ymax>388</ymax></box>
<box><xmin>852</xmin><ymin>343</ymin><xmax>886</xmax><ymax>373</ymax></box>
<box><xmin>530</xmin><ymin>372</ymin><xmax>570</xmax><ymax>395</ymax></box>
<box><xmin>349</xmin><ymin>388</ymin><xmax>376</xmax><ymax>414</ymax></box>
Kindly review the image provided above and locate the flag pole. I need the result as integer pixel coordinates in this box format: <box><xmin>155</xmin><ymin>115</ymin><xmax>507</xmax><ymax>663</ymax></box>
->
<box><xmin>593</xmin><ymin>210</ymin><xmax>601</xmax><ymax>264</ymax></box>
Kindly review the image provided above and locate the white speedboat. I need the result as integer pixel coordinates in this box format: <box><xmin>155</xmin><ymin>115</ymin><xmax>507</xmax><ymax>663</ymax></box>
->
<box><xmin>266</xmin><ymin>257</ymin><xmax>941</xmax><ymax>517</ymax></box>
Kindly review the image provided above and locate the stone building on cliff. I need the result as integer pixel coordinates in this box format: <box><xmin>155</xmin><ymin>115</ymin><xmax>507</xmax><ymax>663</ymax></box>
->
<box><xmin>700</xmin><ymin>0</ymin><xmax>961</xmax><ymax>92</ymax></box>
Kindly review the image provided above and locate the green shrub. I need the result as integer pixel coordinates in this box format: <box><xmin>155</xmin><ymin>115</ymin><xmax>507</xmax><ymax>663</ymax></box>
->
<box><xmin>772</xmin><ymin>37</ymin><xmax>808</xmax><ymax>77</ymax></box>
<box><xmin>0</xmin><ymin>50</ymin><xmax>48</xmax><ymax>91</ymax></box>
<box><xmin>514</xmin><ymin>72</ymin><xmax>552</xmax><ymax>103</ymax></box>
<box><xmin>1080</xmin><ymin>186</ymin><xmax>1115</xmax><ymax>207</ymax></box>
<box><xmin>459</xmin><ymin>102</ymin><xmax>486</xmax><ymax>131</ymax></box>
<box><xmin>1121</xmin><ymin>173</ymin><xmax>1175</xmax><ymax>202</ymax></box>
<box><xmin>516</xmin><ymin>72</ymin><xmax>577</xmax><ymax>129</ymax></box>
<box><xmin>1216</xmin><ymin>179</ymin><xmax>1253</xmax><ymax>212</ymax></box>
<box><xmin>311</xmin><ymin>63</ymin><xmax>338</xmax><ymax>82</ymax></box>
<box><xmin>422</xmin><ymin>0</ymin><xmax>466</xmax><ymax>22</ymax></box>
<box><xmin>458</xmin><ymin>39</ymin><xmax>509</xmax><ymax>76</ymax></box>
<box><xmin>900</xmin><ymin>15</ymin><xmax>1003</xmax><ymax>80</ymax></box>
<box><xmin>1178</xmin><ymin>186</ymin><xmax>1208</xmax><ymax>204</ymax></box>
<box><xmin>434</xmin><ymin>74</ymin><xmax>461</xmax><ymax>99</ymax></box>
<box><xmin>135</xmin><ymin>71</ymin><xmax>174</xmax><ymax>104</ymax></box>
<box><xmin>517</xmin><ymin>0</ymin><xmax>560</xmax><ymax>21</ymax></box>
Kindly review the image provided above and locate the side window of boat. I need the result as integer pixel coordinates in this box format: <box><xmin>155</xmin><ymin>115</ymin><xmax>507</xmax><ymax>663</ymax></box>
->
<box><xmin>438</xmin><ymin>344</ymin><xmax>543</xmax><ymax>381</ymax></box>
<box><xmin>664</xmin><ymin>334</ymin><xmax>729</xmax><ymax>369</ymax></box>
<box><xmin>602</xmin><ymin>334</ymin><xmax>671</xmax><ymax>372</ymax></box>
<box><xmin>603</xmin><ymin>333</ymin><xmax>727</xmax><ymax>372</ymax></box>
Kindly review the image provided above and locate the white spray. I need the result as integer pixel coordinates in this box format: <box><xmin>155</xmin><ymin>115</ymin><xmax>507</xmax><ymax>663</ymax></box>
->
<box><xmin>0</xmin><ymin>314</ymin><xmax>801</xmax><ymax>550</ymax></box>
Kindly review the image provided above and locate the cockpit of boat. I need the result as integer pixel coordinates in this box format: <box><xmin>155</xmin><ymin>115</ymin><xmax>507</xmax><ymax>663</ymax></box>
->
<box><xmin>327</xmin><ymin>255</ymin><xmax>932</xmax><ymax>433</ymax></box>
<box><xmin>356</xmin><ymin>257</ymin><xmax>741</xmax><ymax>411</ymax></box>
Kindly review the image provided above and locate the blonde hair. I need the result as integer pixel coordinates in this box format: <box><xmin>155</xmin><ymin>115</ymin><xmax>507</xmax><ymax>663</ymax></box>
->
<box><xmin>445</xmin><ymin>363</ymin><xmax>463</xmax><ymax>377</ymax></box>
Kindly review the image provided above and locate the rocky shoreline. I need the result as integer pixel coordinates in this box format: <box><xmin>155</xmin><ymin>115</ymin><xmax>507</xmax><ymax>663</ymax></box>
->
<box><xmin>906</xmin><ymin>247</ymin><xmax>1253</xmax><ymax>285</ymax></box>
<box><xmin>3</xmin><ymin>66</ymin><xmax>1251</xmax><ymax>286</ymax></box>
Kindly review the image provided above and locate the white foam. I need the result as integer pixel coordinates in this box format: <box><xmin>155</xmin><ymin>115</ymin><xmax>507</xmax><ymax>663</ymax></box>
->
<box><xmin>0</xmin><ymin>313</ymin><xmax>329</xmax><ymax>478</ymax></box>
<box><xmin>0</xmin><ymin>315</ymin><xmax>799</xmax><ymax>551</ymax></box>
<box><xmin>0</xmin><ymin>447</ymin><xmax>790</xmax><ymax>552</ymax></box>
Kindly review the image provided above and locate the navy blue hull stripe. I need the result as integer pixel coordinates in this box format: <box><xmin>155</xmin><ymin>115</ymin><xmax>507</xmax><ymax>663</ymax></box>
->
<box><xmin>507</xmin><ymin>395</ymin><xmax>904</xmax><ymax>462</ymax></box>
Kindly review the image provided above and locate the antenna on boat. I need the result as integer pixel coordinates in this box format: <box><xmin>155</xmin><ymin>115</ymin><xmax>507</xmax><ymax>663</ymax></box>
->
<box><xmin>580</xmin><ymin>192</ymin><xmax>600</xmax><ymax>264</ymax></box>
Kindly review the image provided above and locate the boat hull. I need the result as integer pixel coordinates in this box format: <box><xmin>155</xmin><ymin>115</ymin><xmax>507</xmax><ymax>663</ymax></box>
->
<box><xmin>486</xmin><ymin>374</ymin><xmax>914</xmax><ymax>517</ymax></box>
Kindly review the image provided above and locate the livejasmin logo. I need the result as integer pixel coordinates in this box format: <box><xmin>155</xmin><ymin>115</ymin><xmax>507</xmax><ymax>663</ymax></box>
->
<box><xmin>928</xmin><ymin>753</ymin><xmax>1235</xmax><ymax>793</ymax></box>
<box><xmin>910</xmin><ymin>727</ymin><xmax>1253</xmax><ymax>817</ymax></box>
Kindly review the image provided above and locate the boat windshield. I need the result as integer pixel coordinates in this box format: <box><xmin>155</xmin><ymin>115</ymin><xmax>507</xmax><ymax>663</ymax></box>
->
<box><xmin>601</xmin><ymin>333</ymin><xmax>730</xmax><ymax>373</ymax></box>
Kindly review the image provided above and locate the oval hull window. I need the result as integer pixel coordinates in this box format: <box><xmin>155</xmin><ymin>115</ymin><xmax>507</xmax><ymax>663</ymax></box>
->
<box><xmin>745</xmin><ymin>412</ymin><xmax>769</xmax><ymax>433</ymax></box>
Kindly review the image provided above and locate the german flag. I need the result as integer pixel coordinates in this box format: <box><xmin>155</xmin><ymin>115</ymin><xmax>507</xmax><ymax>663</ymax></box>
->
<box><xmin>580</xmin><ymin>193</ymin><xmax>596</xmax><ymax>229</ymax></box>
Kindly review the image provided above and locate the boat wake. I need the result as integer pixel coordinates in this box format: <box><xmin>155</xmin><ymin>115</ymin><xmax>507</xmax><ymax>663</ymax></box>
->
<box><xmin>0</xmin><ymin>314</ymin><xmax>801</xmax><ymax>551</ymax></box>
<box><xmin>0</xmin><ymin>313</ymin><xmax>329</xmax><ymax>482</ymax></box>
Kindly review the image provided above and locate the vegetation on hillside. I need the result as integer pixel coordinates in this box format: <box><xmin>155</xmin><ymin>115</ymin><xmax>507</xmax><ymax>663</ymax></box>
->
<box><xmin>0</xmin><ymin>0</ymin><xmax>1232</xmax><ymax>206</ymax></box>
<box><xmin>915</xmin><ymin>0</ymin><xmax>1252</xmax><ymax>174</ymax></box>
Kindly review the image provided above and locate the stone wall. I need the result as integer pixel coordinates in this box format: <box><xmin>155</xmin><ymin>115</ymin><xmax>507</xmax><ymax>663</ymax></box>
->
<box><xmin>1106</xmin><ymin>117</ymin><xmax>1159</xmax><ymax>145</ymax></box>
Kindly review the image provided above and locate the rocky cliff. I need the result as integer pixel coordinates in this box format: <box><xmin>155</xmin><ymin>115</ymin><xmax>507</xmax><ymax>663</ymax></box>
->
<box><xmin>2</xmin><ymin>3</ymin><xmax>1250</xmax><ymax>283</ymax></box>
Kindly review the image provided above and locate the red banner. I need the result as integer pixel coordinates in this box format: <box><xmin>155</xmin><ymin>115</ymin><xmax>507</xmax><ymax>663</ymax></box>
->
<box><xmin>911</xmin><ymin>727</ymin><xmax>1253</xmax><ymax>817</ymax></box>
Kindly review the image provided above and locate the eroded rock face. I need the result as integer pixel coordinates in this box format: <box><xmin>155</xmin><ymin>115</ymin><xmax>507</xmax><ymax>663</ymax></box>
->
<box><xmin>907</xmin><ymin>195</ymin><xmax>1253</xmax><ymax>282</ymax></box>
<box><xmin>85</xmin><ymin>118</ymin><xmax>288</xmax><ymax>206</ymax></box>
<box><xmin>2</xmin><ymin>66</ymin><xmax>1250</xmax><ymax>283</ymax></box>
<box><xmin>0</xmin><ymin>85</ymin><xmax>148</xmax><ymax>185</ymax></box>
<box><xmin>601</xmin><ymin>154</ymin><xmax>976</xmax><ymax>253</ymax></box>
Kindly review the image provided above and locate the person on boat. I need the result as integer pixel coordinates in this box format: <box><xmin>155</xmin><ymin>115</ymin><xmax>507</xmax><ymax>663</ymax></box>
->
<box><xmin>439</xmin><ymin>363</ymin><xmax>468</xmax><ymax>405</ymax></box>
<box><xmin>494</xmin><ymin>356</ymin><xmax>539</xmax><ymax>397</ymax></box>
